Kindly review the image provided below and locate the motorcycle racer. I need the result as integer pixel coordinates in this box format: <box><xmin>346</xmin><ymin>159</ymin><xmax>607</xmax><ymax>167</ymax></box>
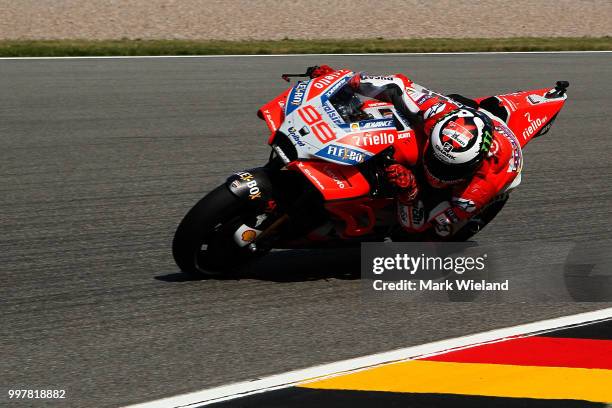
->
<box><xmin>308</xmin><ymin>65</ymin><xmax>523</xmax><ymax>238</ymax></box>
<box><xmin>173</xmin><ymin>64</ymin><xmax>567</xmax><ymax>275</ymax></box>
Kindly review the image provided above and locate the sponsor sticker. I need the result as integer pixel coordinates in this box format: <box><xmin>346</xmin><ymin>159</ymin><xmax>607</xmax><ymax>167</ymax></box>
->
<box><xmin>298</xmin><ymin>162</ymin><xmax>326</xmax><ymax>190</ymax></box>
<box><xmin>480</xmin><ymin>130</ymin><xmax>493</xmax><ymax>152</ymax></box>
<box><xmin>241</xmin><ymin>229</ymin><xmax>258</xmax><ymax>242</ymax></box>
<box><xmin>362</xmin><ymin>75</ymin><xmax>394</xmax><ymax>81</ymax></box>
<box><xmin>495</xmin><ymin>122</ymin><xmax>514</xmax><ymax>138</ymax></box>
<box><xmin>495</xmin><ymin>125</ymin><xmax>523</xmax><ymax>173</ymax></box>
<box><xmin>235</xmin><ymin>171</ymin><xmax>263</xmax><ymax>200</ymax></box>
<box><xmin>442</xmin><ymin>121</ymin><xmax>475</xmax><ymax>149</ymax></box>
<box><xmin>338</xmin><ymin>131</ymin><xmax>395</xmax><ymax>148</ymax></box>
<box><xmin>443</xmin><ymin>125</ymin><xmax>472</xmax><ymax>147</ymax></box>
<box><xmin>434</xmin><ymin>143</ymin><xmax>457</xmax><ymax>160</ymax></box>
<box><xmin>397</xmin><ymin>132</ymin><xmax>413</xmax><ymax>140</ymax></box>
<box><xmin>262</xmin><ymin>109</ymin><xmax>277</xmax><ymax>131</ymax></box>
<box><xmin>272</xmin><ymin>145</ymin><xmax>290</xmax><ymax>164</ymax></box>
<box><xmin>348</xmin><ymin>119</ymin><xmax>394</xmax><ymax>133</ymax></box>
<box><xmin>290</xmin><ymin>82</ymin><xmax>308</xmax><ymax>105</ymax></box>
<box><xmin>312</xmin><ymin>70</ymin><xmax>350</xmax><ymax>89</ymax></box>
<box><xmin>423</xmin><ymin>102</ymin><xmax>446</xmax><ymax>119</ymax></box>
<box><xmin>315</xmin><ymin>144</ymin><xmax>369</xmax><ymax>165</ymax></box>
<box><xmin>321</xmin><ymin>165</ymin><xmax>347</xmax><ymax>189</ymax></box>
<box><xmin>286</xmin><ymin>81</ymin><xmax>308</xmax><ymax>114</ymax></box>
<box><xmin>359</xmin><ymin>119</ymin><xmax>394</xmax><ymax>130</ymax></box>
<box><xmin>522</xmin><ymin>112</ymin><xmax>548</xmax><ymax>141</ymax></box>
<box><xmin>287</xmin><ymin>126</ymin><xmax>306</xmax><ymax>147</ymax></box>
<box><xmin>323</xmin><ymin>102</ymin><xmax>344</xmax><ymax>125</ymax></box>
<box><xmin>323</xmin><ymin>76</ymin><xmax>350</xmax><ymax>99</ymax></box>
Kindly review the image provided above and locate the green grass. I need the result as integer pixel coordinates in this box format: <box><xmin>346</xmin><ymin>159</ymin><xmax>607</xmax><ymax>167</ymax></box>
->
<box><xmin>0</xmin><ymin>37</ymin><xmax>610</xmax><ymax>57</ymax></box>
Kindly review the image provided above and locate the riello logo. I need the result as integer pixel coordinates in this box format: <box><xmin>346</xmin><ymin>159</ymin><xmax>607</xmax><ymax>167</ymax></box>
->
<box><xmin>313</xmin><ymin>70</ymin><xmax>348</xmax><ymax>89</ymax></box>
<box><xmin>344</xmin><ymin>132</ymin><xmax>395</xmax><ymax>147</ymax></box>
<box><xmin>522</xmin><ymin>115</ymin><xmax>547</xmax><ymax>140</ymax></box>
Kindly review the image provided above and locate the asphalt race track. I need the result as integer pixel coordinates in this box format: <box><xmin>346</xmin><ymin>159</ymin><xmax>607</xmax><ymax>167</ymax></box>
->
<box><xmin>1</xmin><ymin>53</ymin><xmax>611</xmax><ymax>407</ymax></box>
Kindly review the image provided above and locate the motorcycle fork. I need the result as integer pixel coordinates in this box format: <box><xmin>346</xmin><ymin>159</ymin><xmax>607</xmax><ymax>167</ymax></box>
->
<box><xmin>247</xmin><ymin>214</ymin><xmax>290</xmax><ymax>251</ymax></box>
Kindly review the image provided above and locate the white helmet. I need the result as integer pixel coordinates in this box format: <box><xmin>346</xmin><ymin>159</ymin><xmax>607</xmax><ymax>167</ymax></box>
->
<box><xmin>424</xmin><ymin>108</ymin><xmax>493</xmax><ymax>188</ymax></box>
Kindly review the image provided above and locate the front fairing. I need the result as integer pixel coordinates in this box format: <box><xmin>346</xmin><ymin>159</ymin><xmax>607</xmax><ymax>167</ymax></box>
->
<box><xmin>276</xmin><ymin>70</ymin><xmax>413</xmax><ymax>165</ymax></box>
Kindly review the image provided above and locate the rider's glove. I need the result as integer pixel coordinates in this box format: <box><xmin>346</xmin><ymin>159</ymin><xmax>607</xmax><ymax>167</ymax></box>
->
<box><xmin>385</xmin><ymin>164</ymin><xmax>419</xmax><ymax>204</ymax></box>
<box><xmin>306</xmin><ymin>65</ymin><xmax>335</xmax><ymax>78</ymax></box>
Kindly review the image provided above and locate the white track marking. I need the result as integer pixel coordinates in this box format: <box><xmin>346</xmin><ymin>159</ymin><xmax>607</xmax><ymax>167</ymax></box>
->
<box><xmin>125</xmin><ymin>307</ymin><xmax>612</xmax><ymax>408</ymax></box>
<box><xmin>0</xmin><ymin>51</ymin><xmax>611</xmax><ymax>61</ymax></box>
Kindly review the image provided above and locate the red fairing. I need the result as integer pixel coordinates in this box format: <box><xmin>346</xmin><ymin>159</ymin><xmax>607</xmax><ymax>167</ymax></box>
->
<box><xmin>325</xmin><ymin>197</ymin><xmax>392</xmax><ymax>237</ymax></box>
<box><xmin>257</xmin><ymin>88</ymin><xmax>291</xmax><ymax>143</ymax></box>
<box><xmin>289</xmin><ymin>160</ymin><xmax>388</xmax><ymax>238</ymax></box>
<box><xmin>394</xmin><ymin>129</ymin><xmax>422</xmax><ymax>167</ymax></box>
<box><xmin>288</xmin><ymin>160</ymin><xmax>370</xmax><ymax>201</ymax></box>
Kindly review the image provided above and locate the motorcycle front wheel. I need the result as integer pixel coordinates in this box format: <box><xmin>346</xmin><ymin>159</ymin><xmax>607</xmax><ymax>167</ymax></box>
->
<box><xmin>172</xmin><ymin>184</ymin><xmax>266</xmax><ymax>276</ymax></box>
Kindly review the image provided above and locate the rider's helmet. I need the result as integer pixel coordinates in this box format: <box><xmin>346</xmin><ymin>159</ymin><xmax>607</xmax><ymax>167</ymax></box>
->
<box><xmin>423</xmin><ymin>108</ymin><xmax>494</xmax><ymax>188</ymax></box>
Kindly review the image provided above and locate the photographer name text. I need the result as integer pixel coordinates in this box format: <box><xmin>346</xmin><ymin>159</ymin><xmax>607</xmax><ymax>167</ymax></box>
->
<box><xmin>373</xmin><ymin>279</ymin><xmax>509</xmax><ymax>292</ymax></box>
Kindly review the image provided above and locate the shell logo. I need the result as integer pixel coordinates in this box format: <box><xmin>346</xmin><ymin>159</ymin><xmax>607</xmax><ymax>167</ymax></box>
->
<box><xmin>241</xmin><ymin>229</ymin><xmax>257</xmax><ymax>242</ymax></box>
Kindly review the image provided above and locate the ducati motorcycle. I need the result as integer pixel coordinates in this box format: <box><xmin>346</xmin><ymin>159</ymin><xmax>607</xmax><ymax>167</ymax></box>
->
<box><xmin>172</xmin><ymin>68</ymin><xmax>568</xmax><ymax>275</ymax></box>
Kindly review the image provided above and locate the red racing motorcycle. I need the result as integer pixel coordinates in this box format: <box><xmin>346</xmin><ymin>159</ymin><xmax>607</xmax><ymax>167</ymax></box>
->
<box><xmin>172</xmin><ymin>68</ymin><xmax>568</xmax><ymax>275</ymax></box>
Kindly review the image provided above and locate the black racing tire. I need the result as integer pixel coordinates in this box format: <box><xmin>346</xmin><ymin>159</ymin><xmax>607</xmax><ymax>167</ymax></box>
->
<box><xmin>172</xmin><ymin>184</ymin><xmax>263</xmax><ymax>276</ymax></box>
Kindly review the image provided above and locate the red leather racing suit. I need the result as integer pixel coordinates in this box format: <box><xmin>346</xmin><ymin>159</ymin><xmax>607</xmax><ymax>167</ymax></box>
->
<box><xmin>351</xmin><ymin>73</ymin><xmax>523</xmax><ymax>237</ymax></box>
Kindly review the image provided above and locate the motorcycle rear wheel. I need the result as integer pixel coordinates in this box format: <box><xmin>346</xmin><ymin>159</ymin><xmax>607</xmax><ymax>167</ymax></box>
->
<box><xmin>172</xmin><ymin>184</ymin><xmax>265</xmax><ymax>276</ymax></box>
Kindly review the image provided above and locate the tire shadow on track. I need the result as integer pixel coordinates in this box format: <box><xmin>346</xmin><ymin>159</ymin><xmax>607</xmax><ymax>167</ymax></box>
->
<box><xmin>155</xmin><ymin>247</ymin><xmax>361</xmax><ymax>283</ymax></box>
